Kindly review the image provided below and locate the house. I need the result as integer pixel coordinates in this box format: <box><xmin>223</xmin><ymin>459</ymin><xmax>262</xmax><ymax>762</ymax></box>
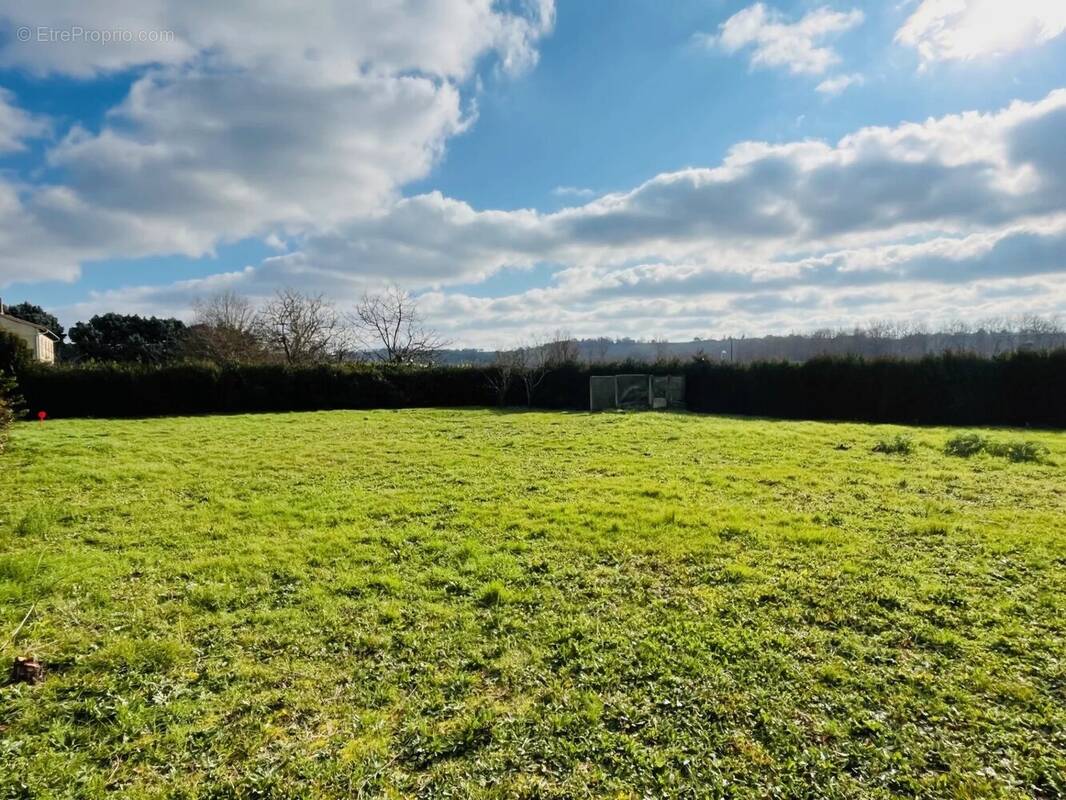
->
<box><xmin>0</xmin><ymin>310</ymin><xmax>60</xmax><ymax>365</ymax></box>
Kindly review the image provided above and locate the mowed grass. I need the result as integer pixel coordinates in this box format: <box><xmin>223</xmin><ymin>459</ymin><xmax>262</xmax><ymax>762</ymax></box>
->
<box><xmin>1</xmin><ymin>410</ymin><xmax>1064</xmax><ymax>799</ymax></box>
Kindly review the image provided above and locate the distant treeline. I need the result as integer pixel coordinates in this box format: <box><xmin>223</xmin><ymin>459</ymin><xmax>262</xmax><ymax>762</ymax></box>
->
<box><xmin>15</xmin><ymin>350</ymin><xmax>1066</xmax><ymax>428</ymax></box>
<box><xmin>4</xmin><ymin>297</ymin><xmax>1064</xmax><ymax>367</ymax></box>
<box><xmin>442</xmin><ymin>319</ymin><xmax>1066</xmax><ymax>365</ymax></box>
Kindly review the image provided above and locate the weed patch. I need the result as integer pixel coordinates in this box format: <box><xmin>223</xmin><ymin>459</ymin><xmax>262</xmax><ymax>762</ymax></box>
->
<box><xmin>945</xmin><ymin>432</ymin><xmax>989</xmax><ymax>457</ymax></box>
<box><xmin>986</xmin><ymin>440</ymin><xmax>1050</xmax><ymax>463</ymax></box>
<box><xmin>945</xmin><ymin>432</ymin><xmax>1051</xmax><ymax>463</ymax></box>
<box><xmin>872</xmin><ymin>434</ymin><xmax>913</xmax><ymax>455</ymax></box>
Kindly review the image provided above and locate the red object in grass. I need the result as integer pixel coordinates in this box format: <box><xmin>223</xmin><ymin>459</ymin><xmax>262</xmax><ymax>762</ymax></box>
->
<box><xmin>37</xmin><ymin>410</ymin><xmax>47</xmax><ymax>421</ymax></box>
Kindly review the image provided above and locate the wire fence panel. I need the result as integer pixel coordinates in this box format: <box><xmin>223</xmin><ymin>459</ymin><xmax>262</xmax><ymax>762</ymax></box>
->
<box><xmin>590</xmin><ymin>374</ymin><xmax>685</xmax><ymax>411</ymax></box>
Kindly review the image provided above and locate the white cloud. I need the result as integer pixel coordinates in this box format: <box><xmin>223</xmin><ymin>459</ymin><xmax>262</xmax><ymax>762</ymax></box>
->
<box><xmin>3</xmin><ymin>1</ymin><xmax>1064</xmax><ymax>342</ymax></box>
<box><xmin>0</xmin><ymin>88</ymin><xmax>48</xmax><ymax>152</ymax></box>
<box><xmin>897</xmin><ymin>0</ymin><xmax>1066</xmax><ymax>64</ymax></box>
<box><xmin>709</xmin><ymin>3</ymin><xmax>864</xmax><ymax>75</ymax></box>
<box><xmin>0</xmin><ymin>71</ymin><xmax>470</xmax><ymax>284</ymax></box>
<box><xmin>0</xmin><ymin>0</ymin><xmax>555</xmax><ymax>80</ymax></box>
<box><xmin>49</xmin><ymin>90</ymin><xmax>1066</xmax><ymax>344</ymax></box>
<box><xmin>0</xmin><ymin>1</ymin><xmax>554</xmax><ymax>287</ymax></box>
<box><xmin>552</xmin><ymin>186</ymin><xmax>596</xmax><ymax>199</ymax></box>
<box><xmin>45</xmin><ymin>69</ymin><xmax>469</xmax><ymax>249</ymax></box>
<box><xmin>816</xmin><ymin>73</ymin><xmax>864</xmax><ymax>95</ymax></box>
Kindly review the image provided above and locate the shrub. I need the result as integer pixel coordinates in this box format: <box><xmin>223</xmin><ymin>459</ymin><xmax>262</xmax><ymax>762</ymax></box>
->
<box><xmin>946</xmin><ymin>435</ymin><xmax>1044</xmax><ymax>467</ymax></box>
<box><xmin>944</xmin><ymin>433</ymin><xmax>1049</xmax><ymax>463</ymax></box>
<box><xmin>945</xmin><ymin>432</ymin><xmax>990</xmax><ymax>457</ymax></box>
<box><xmin>0</xmin><ymin>388</ymin><xmax>11</xmax><ymax>454</ymax></box>
<box><xmin>0</xmin><ymin>338</ymin><xmax>25</xmax><ymax>453</ymax></box>
<box><xmin>872</xmin><ymin>435</ymin><xmax>913</xmax><ymax>455</ymax></box>
<box><xmin>985</xmin><ymin>440</ymin><xmax>1049</xmax><ymax>463</ymax></box>
<box><xmin>0</xmin><ymin>330</ymin><xmax>32</xmax><ymax>375</ymax></box>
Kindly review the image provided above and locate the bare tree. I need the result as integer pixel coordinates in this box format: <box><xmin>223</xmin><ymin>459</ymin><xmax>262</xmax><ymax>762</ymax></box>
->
<box><xmin>194</xmin><ymin>290</ymin><xmax>259</xmax><ymax>331</ymax></box>
<box><xmin>261</xmin><ymin>288</ymin><xmax>343</xmax><ymax>366</ymax></box>
<box><xmin>512</xmin><ymin>334</ymin><xmax>578</xmax><ymax>406</ymax></box>
<box><xmin>541</xmin><ymin>330</ymin><xmax>580</xmax><ymax>365</ymax></box>
<box><xmin>516</xmin><ymin>344</ymin><xmax>548</xmax><ymax>407</ymax></box>
<box><xmin>584</xmin><ymin>336</ymin><xmax>612</xmax><ymax>364</ymax></box>
<box><xmin>350</xmin><ymin>285</ymin><xmax>447</xmax><ymax>364</ymax></box>
<box><xmin>184</xmin><ymin>290</ymin><xmax>267</xmax><ymax>365</ymax></box>
<box><xmin>485</xmin><ymin>349</ymin><xmax>522</xmax><ymax>406</ymax></box>
<box><xmin>650</xmin><ymin>336</ymin><xmax>671</xmax><ymax>364</ymax></box>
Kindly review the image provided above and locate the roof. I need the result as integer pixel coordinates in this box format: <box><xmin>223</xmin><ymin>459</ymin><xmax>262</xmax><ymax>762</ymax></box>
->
<box><xmin>0</xmin><ymin>312</ymin><xmax>61</xmax><ymax>341</ymax></box>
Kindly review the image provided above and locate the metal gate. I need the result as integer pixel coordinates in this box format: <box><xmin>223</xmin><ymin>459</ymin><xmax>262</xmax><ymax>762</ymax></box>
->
<box><xmin>589</xmin><ymin>374</ymin><xmax>685</xmax><ymax>411</ymax></box>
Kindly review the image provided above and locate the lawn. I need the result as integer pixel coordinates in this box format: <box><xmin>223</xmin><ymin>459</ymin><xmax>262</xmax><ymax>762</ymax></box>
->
<box><xmin>1</xmin><ymin>409</ymin><xmax>1064</xmax><ymax>798</ymax></box>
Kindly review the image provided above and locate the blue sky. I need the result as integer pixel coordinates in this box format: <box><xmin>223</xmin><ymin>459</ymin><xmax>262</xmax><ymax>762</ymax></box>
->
<box><xmin>1</xmin><ymin>1</ymin><xmax>1065</xmax><ymax>345</ymax></box>
<box><xmin>418</xmin><ymin>1</ymin><xmax>1066</xmax><ymax>211</ymax></box>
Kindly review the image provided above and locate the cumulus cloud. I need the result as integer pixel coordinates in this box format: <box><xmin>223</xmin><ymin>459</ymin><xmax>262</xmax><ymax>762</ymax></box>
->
<box><xmin>0</xmin><ymin>70</ymin><xmax>469</xmax><ymax>281</ymax></box>
<box><xmin>0</xmin><ymin>88</ymin><xmax>48</xmax><ymax>152</ymax></box>
<box><xmin>708</xmin><ymin>3</ymin><xmax>864</xmax><ymax>75</ymax></box>
<box><xmin>540</xmin><ymin>88</ymin><xmax>1064</xmax><ymax>258</ymax></box>
<box><xmin>52</xmin><ymin>90</ymin><xmax>1066</xmax><ymax>344</ymax></box>
<box><xmin>897</xmin><ymin>0</ymin><xmax>1066</xmax><ymax>64</ymax></box>
<box><xmin>0</xmin><ymin>0</ymin><xmax>555</xmax><ymax>79</ymax></box>
<box><xmin>3</xmin><ymin>0</ymin><xmax>1065</xmax><ymax>343</ymax></box>
<box><xmin>45</xmin><ymin>70</ymin><xmax>468</xmax><ymax>249</ymax></box>
<box><xmin>816</xmin><ymin>73</ymin><xmax>864</xmax><ymax>95</ymax></box>
<box><xmin>544</xmin><ymin>219</ymin><xmax>1066</xmax><ymax>304</ymax></box>
<box><xmin>0</xmin><ymin>1</ymin><xmax>555</xmax><ymax>286</ymax></box>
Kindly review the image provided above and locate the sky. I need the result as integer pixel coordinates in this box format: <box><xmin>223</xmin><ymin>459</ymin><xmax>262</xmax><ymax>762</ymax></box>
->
<box><xmin>0</xmin><ymin>0</ymin><xmax>1065</xmax><ymax>347</ymax></box>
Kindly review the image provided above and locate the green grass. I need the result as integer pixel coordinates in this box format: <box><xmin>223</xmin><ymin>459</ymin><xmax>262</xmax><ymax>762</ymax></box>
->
<box><xmin>1</xmin><ymin>409</ymin><xmax>1064</xmax><ymax>798</ymax></box>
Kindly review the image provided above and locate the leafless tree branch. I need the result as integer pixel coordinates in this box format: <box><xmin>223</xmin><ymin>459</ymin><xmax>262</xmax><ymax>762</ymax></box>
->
<box><xmin>185</xmin><ymin>290</ymin><xmax>268</xmax><ymax>365</ymax></box>
<box><xmin>261</xmin><ymin>288</ymin><xmax>344</xmax><ymax>365</ymax></box>
<box><xmin>349</xmin><ymin>286</ymin><xmax>448</xmax><ymax>365</ymax></box>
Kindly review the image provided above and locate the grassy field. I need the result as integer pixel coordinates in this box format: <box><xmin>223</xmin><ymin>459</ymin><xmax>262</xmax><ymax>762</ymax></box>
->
<box><xmin>1</xmin><ymin>410</ymin><xmax>1064</xmax><ymax>798</ymax></box>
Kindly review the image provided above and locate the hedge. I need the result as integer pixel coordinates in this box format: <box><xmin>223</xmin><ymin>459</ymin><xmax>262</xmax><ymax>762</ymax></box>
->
<box><xmin>0</xmin><ymin>388</ymin><xmax>12</xmax><ymax>452</ymax></box>
<box><xmin>13</xmin><ymin>350</ymin><xmax>1066</xmax><ymax>427</ymax></box>
<box><xmin>684</xmin><ymin>351</ymin><xmax>1066</xmax><ymax>427</ymax></box>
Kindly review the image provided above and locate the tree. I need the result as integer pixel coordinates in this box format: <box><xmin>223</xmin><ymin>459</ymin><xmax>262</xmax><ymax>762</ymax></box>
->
<box><xmin>3</xmin><ymin>302</ymin><xmax>65</xmax><ymax>341</ymax></box>
<box><xmin>261</xmin><ymin>288</ymin><xmax>343</xmax><ymax>366</ymax></box>
<box><xmin>183</xmin><ymin>291</ymin><xmax>268</xmax><ymax>365</ymax></box>
<box><xmin>1</xmin><ymin>333</ymin><xmax>31</xmax><ymax>447</ymax></box>
<box><xmin>515</xmin><ymin>344</ymin><xmax>550</xmax><ymax>407</ymax></box>
<box><xmin>541</xmin><ymin>331</ymin><xmax>580</xmax><ymax>366</ymax></box>
<box><xmin>650</xmin><ymin>336</ymin><xmax>671</xmax><ymax>364</ymax></box>
<box><xmin>504</xmin><ymin>333</ymin><xmax>584</xmax><ymax>407</ymax></box>
<box><xmin>350</xmin><ymin>285</ymin><xmax>447</xmax><ymax>364</ymax></box>
<box><xmin>0</xmin><ymin>330</ymin><xmax>33</xmax><ymax>375</ymax></box>
<box><xmin>485</xmin><ymin>349</ymin><xmax>523</xmax><ymax>405</ymax></box>
<box><xmin>584</xmin><ymin>337</ymin><xmax>612</xmax><ymax>364</ymax></box>
<box><xmin>68</xmin><ymin>314</ymin><xmax>187</xmax><ymax>363</ymax></box>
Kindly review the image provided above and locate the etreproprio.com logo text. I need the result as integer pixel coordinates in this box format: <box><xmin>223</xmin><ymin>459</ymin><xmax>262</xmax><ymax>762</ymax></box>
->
<box><xmin>16</xmin><ymin>26</ymin><xmax>176</xmax><ymax>44</ymax></box>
